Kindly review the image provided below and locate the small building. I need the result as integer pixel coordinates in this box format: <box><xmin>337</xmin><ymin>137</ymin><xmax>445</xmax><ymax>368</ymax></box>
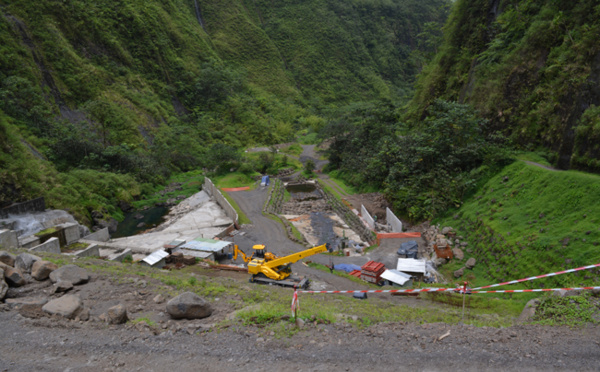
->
<box><xmin>141</xmin><ymin>249</ymin><xmax>169</xmax><ymax>268</ymax></box>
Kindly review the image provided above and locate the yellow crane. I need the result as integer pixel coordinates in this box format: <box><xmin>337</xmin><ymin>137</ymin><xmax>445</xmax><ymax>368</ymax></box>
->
<box><xmin>233</xmin><ymin>244</ymin><xmax>328</xmax><ymax>288</ymax></box>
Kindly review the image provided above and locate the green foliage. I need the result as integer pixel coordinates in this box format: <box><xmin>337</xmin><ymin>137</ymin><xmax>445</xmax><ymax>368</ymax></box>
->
<box><xmin>437</xmin><ymin>161</ymin><xmax>600</xmax><ymax>288</ymax></box>
<box><xmin>323</xmin><ymin>99</ymin><xmax>512</xmax><ymax>221</ymax></box>
<box><xmin>408</xmin><ymin>0</ymin><xmax>600</xmax><ymax>171</ymax></box>
<box><xmin>534</xmin><ymin>294</ymin><xmax>599</xmax><ymax>326</ymax></box>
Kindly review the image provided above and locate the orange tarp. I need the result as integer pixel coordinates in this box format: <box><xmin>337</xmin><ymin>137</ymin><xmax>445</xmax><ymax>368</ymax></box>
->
<box><xmin>221</xmin><ymin>186</ymin><xmax>251</xmax><ymax>192</ymax></box>
<box><xmin>377</xmin><ymin>232</ymin><xmax>422</xmax><ymax>239</ymax></box>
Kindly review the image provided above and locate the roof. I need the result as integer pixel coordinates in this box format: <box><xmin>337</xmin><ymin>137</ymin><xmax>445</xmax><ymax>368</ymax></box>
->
<box><xmin>396</xmin><ymin>258</ymin><xmax>427</xmax><ymax>274</ymax></box>
<box><xmin>180</xmin><ymin>237</ymin><xmax>233</xmax><ymax>253</ymax></box>
<box><xmin>142</xmin><ymin>249</ymin><xmax>169</xmax><ymax>266</ymax></box>
<box><xmin>179</xmin><ymin>249</ymin><xmax>214</xmax><ymax>259</ymax></box>
<box><xmin>381</xmin><ymin>269</ymin><xmax>412</xmax><ymax>286</ymax></box>
<box><xmin>362</xmin><ymin>260</ymin><xmax>385</xmax><ymax>273</ymax></box>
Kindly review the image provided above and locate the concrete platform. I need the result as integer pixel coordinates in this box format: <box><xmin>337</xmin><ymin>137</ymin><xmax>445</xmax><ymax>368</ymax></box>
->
<box><xmin>97</xmin><ymin>191</ymin><xmax>233</xmax><ymax>254</ymax></box>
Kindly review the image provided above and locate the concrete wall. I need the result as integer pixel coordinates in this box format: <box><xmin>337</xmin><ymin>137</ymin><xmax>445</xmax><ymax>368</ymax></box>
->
<box><xmin>82</xmin><ymin>228</ymin><xmax>110</xmax><ymax>242</ymax></box>
<box><xmin>0</xmin><ymin>229</ymin><xmax>18</xmax><ymax>249</ymax></box>
<box><xmin>75</xmin><ymin>244</ymin><xmax>100</xmax><ymax>258</ymax></box>
<box><xmin>386</xmin><ymin>207</ymin><xmax>403</xmax><ymax>233</ymax></box>
<box><xmin>361</xmin><ymin>205</ymin><xmax>375</xmax><ymax>230</ymax></box>
<box><xmin>109</xmin><ymin>248</ymin><xmax>132</xmax><ymax>262</ymax></box>
<box><xmin>19</xmin><ymin>235</ymin><xmax>40</xmax><ymax>249</ymax></box>
<box><xmin>29</xmin><ymin>237</ymin><xmax>61</xmax><ymax>254</ymax></box>
<box><xmin>203</xmin><ymin>178</ymin><xmax>239</xmax><ymax>227</ymax></box>
<box><xmin>61</xmin><ymin>223</ymin><xmax>81</xmax><ymax>245</ymax></box>
<box><xmin>0</xmin><ymin>197</ymin><xmax>45</xmax><ymax>218</ymax></box>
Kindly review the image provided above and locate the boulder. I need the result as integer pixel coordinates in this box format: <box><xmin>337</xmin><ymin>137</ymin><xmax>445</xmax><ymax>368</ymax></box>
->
<box><xmin>49</xmin><ymin>265</ymin><xmax>89</xmax><ymax>285</ymax></box>
<box><xmin>441</xmin><ymin>227</ymin><xmax>453</xmax><ymax>235</ymax></box>
<box><xmin>42</xmin><ymin>295</ymin><xmax>82</xmax><ymax>319</ymax></box>
<box><xmin>0</xmin><ymin>269</ymin><xmax>7</xmax><ymax>300</ymax></box>
<box><xmin>453</xmin><ymin>267</ymin><xmax>465</xmax><ymax>278</ymax></box>
<box><xmin>4</xmin><ymin>266</ymin><xmax>26</xmax><ymax>287</ymax></box>
<box><xmin>0</xmin><ymin>251</ymin><xmax>15</xmax><ymax>267</ymax></box>
<box><xmin>465</xmin><ymin>258</ymin><xmax>476</xmax><ymax>269</ymax></box>
<box><xmin>166</xmin><ymin>292</ymin><xmax>212</xmax><ymax>320</ymax></box>
<box><xmin>52</xmin><ymin>280</ymin><xmax>74</xmax><ymax>293</ymax></box>
<box><xmin>153</xmin><ymin>294</ymin><xmax>166</xmax><ymax>304</ymax></box>
<box><xmin>452</xmin><ymin>248</ymin><xmax>464</xmax><ymax>260</ymax></box>
<box><xmin>517</xmin><ymin>298</ymin><xmax>540</xmax><ymax>323</ymax></box>
<box><xmin>105</xmin><ymin>303</ymin><xmax>128</xmax><ymax>324</ymax></box>
<box><xmin>15</xmin><ymin>253</ymin><xmax>42</xmax><ymax>274</ymax></box>
<box><xmin>31</xmin><ymin>261</ymin><xmax>58</xmax><ymax>281</ymax></box>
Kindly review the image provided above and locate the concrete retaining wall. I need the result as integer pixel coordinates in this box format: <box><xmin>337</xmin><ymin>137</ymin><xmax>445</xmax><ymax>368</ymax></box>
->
<box><xmin>61</xmin><ymin>223</ymin><xmax>81</xmax><ymax>245</ymax></box>
<box><xmin>386</xmin><ymin>207</ymin><xmax>403</xmax><ymax>233</ymax></box>
<box><xmin>19</xmin><ymin>235</ymin><xmax>40</xmax><ymax>249</ymax></box>
<box><xmin>203</xmin><ymin>178</ymin><xmax>239</xmax><ymax>227</ymax></box>
<box><xmin>0</xmin><ymin>197</ymin><xmax>45</xmax><ymax>218</ymax></box>
<box><xmin>361</xmin><ymin>205</ymin><xmax>375</xmax><ymax>230</ymax></box>
<box><xmin>0</xmin><ymin>229</ymin><xmax>18</xmax><ymax>249</ymax></box>
<box><xmin>75</xmin><ymin>244</ymin><xmax>99</xmax><ymax>258</ymax></box>
<box><xmin>82</xmin><ymin>228</ymin><xmax>110</xmax><ymax>242</ymax></box>
<box><xmin>29</xmin><ymin>237</ymin><xmax>61</xmax><ymax>254</ymax></box>
<box><xmin>109</xmin><ymin>248</ymin><xmax>132</xmax><ymax>262</ymax></box>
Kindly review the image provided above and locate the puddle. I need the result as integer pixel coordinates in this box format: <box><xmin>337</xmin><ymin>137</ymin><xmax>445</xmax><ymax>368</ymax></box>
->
<box><xmin>112</xmin><ymin>206</ymin><xmax>168</xmax><ymax>238</ymax></box>
<box><xmin>286</xmin><ymin>183</ymin><xmax>322</xmax><ymax>201</ymax></box>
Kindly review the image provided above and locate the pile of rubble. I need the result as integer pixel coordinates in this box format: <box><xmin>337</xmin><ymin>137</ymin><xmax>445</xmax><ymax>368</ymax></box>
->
<box><xmin>0</xmin><ymin>249</ymin><xmax>213</xmax><ymax>327</ymax></box>
<box><xmin>422</xmin><ymin>225</ymin><xmax>477</xmax><ymax>278</ymax></box>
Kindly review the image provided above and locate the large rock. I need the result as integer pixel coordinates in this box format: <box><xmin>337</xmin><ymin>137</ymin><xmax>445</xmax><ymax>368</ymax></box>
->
<box><xmin>52</xmin><ymin>280</ymin><xmax>74</xmax><ymax>294</ymax></box>
<box><xmin>105</xmin><ymin>303</ymin><xmax>128</xmax><ymax>324</ymax></box>
<box><xmin>31</xmin><ymin>260</ymin><xmax>58</xmax><ymax>281</ymax></box>
<box><xmin>465</xmin><ymin>257</ymin><xmax>476</xmax><ymax>269</ymax></box>
<box><xmin>441</xmin><ymin>227</ymin><xmax>453</xmax><ymax>235</ymax></box>
<box><xmin>453</xmin><ymin>267</ymin><xmax>465</xmax><ymax>278</ymax></box>
<box><xmin>42</xmin><ymin>295</ymin><xmax>82</xmax><ymax>319</ymax></box>
<box><xmin>166</xmin><ymin>292</ymin><xmax>212</xmax><ymax>320</ymax></box>
<box><xmin>0</xmin><ymin>269</ymin><xmax>7</xmax><ymax>300</ymax></box>
<box><xmin>452</xmin><ymin>248</ymin><xmax>464</xmax><ymax>260</ymax></box>
<box><xmin>0</xmin><ymin>251</ymin><xmax>15</xmax><ymax>267</ymax></box>
<box><xmin>15</xmin><ymin>253</ymin><xmax>41</xmax><ymax>274</ymax></box>
<box><xmin>49</xmin><ymin>265</ymin><xmax>89</xmax><ymax>285</ymax></box>
<box><xmin>517</xmin><ymin>298</ymin><xmax>540</xmax><ymax>323</ymax></box>
<box><xmin>4</xmin><ymin>266</ymin><xmax>26</xmax><ymax>287</ymax></box>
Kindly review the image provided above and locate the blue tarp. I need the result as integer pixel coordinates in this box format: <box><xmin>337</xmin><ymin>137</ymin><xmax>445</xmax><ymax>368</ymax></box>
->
<box><xmin>397</xmin><ymin>240</ymin><xmax>418</xmax><ymax>258</ymax></box>
<box><xmin>334</xmin><ymin>264</ymin><xmax>361</xmax><ymax>273</ymax></box>
<box><xmin>261</xmin><ymin>175</ymin><xmax>270</xmax><ymax>186</ymax></box>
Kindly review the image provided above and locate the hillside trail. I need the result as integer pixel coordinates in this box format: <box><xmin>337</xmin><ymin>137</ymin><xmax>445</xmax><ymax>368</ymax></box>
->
<box><xmin>523</xmin><ymin>160</ymin><xmax>560</xmax><ymax>171</ymax></box>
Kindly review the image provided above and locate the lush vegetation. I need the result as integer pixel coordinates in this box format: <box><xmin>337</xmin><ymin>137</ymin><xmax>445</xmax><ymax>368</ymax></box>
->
<box><xmin>322</xmin><ymin>99</ymin><xmax>512</xmax><ymax>221</ymax></box>
<box><xmin>0</xmin><ymin>0</ymin><xmax>450</xmax><ymax>222</ymax></box>
<box><xmin>436</xmin><ymin>161</ymin><xmax>600</xmax><ymax>288</ymax></box>
<box><xmin>408</xmin><ymin>0</ymin><xmax>600</xmax><ymax>171</ymax></box>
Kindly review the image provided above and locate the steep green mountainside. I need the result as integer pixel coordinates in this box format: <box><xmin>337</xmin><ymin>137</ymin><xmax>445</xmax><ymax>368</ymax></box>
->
<box><xmin>437</xmin><ymin>161</ymin><xmax>600</xmax><ymax>288</ymax></box>
<box><xmin>408</xmin><ymin>0</ymin><xmax>600</xmax><ymax>172</ymax></box>
<box><xmin>0</xmin><ymin>0</ymin><xmax>448</xmax><ymax>219</ymax></box>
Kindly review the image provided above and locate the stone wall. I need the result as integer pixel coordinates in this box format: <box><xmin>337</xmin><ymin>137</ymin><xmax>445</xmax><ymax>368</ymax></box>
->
<box><xmin>0</xmin><ymin>197</ymin><xmax>45</xmax><ymax>218</ymax></box>
<box><xmin>203</xmin><ymin>178</ymin><xmax>239</xmax><ymax>227</ymax></box>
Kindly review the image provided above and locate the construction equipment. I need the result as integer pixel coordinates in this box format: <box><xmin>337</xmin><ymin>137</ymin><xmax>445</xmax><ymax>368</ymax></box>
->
<box><xmin>232</xmin><ymin>244</ymin><xmax>328</xmax><ymax>288</ymax></box>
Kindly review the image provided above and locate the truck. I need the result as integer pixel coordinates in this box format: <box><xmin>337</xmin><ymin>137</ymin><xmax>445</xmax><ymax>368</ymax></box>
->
<box><xmin>233</xmin><ymin>243</ymin><xmax>328</xmax><ymax>289</ymax></box>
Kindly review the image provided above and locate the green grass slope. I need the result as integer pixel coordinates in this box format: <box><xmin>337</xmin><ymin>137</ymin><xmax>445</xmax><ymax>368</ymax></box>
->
<box><xmin>437</xmin><ymin>161</ymin><xmax>600</xmax><ymax>289</ymax></box>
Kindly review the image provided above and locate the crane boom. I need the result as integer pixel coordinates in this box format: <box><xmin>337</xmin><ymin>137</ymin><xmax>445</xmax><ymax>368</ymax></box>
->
<box><xmin>264</xmin><ymin>244</ymin><xmax>328</xmax><ymax>269</ymax></box>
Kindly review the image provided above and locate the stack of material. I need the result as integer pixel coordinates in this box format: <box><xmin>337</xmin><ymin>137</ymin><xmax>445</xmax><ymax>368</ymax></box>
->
<box><xmin>361</xmin><ymin>261</ymin><xmax>385</xmax><ymax>284</ymax></box>
<box><xmin>349</xmin><ymin>270</ymin><xmax>362</xmax><ymax>278</ymax></box>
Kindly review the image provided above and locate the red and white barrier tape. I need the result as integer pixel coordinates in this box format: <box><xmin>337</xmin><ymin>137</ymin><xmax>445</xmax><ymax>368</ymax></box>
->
<box><xmin>298</xmin><ymin>286</ymin><xmax>600</xmax><ymax>295</ymax></box>
<box><xmin>471</xmin><ymin>286</ymin><xmax>600</xmax><ymax>294</ymax></box>
<box><xmin>299</xmin><ymin>287</ymin><xmax>457</xmax><ymax>294</ymax></box>
<box><xmin>473</xmin><ymin>263</ymin><xmax>600</xmax><ymax>290</ymax></box>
